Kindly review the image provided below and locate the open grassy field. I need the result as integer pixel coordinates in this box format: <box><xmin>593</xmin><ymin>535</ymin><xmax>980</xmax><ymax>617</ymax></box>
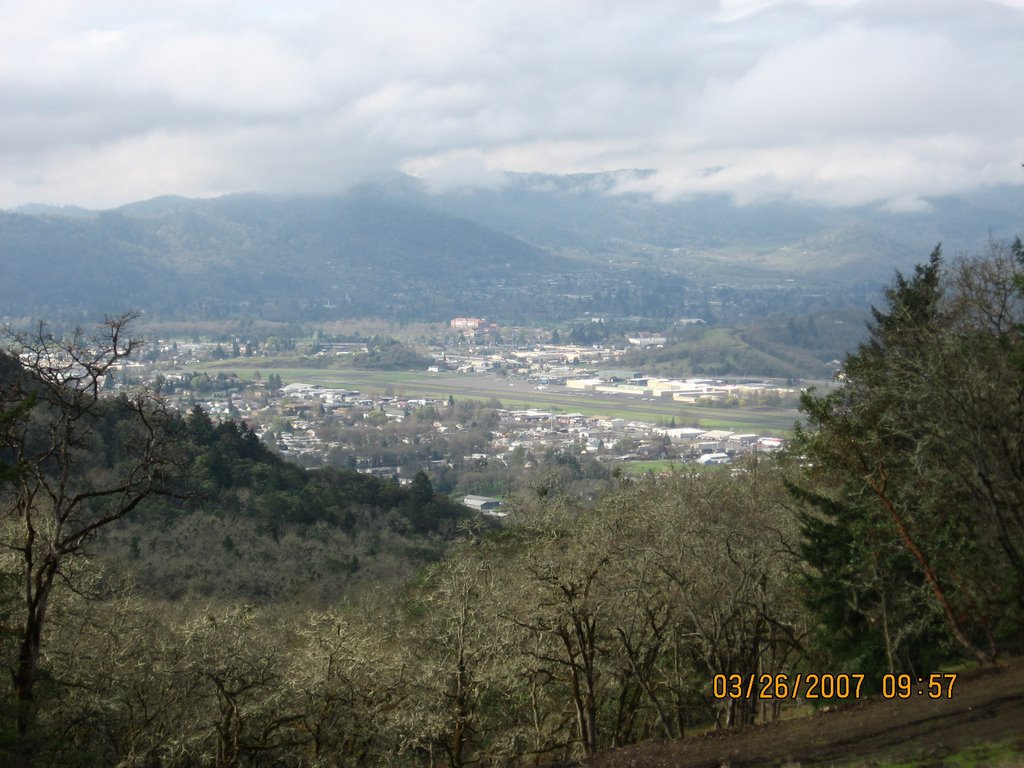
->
<box><xmin>619</xmin><ymin>460</ymin><xmax>681</xmax><ymax>475</ymax></box>
<box><xmin>614</xmin><ymin>462</ymin><xmax>737</xmax><ymax>475</ymax></box>
<box><xmin>618</xmin><ymin>460</ymin><xmax>732</xmax><ymax>475</ymax></box>
<box><xmin>194</xmin><ymin>363</ymin><xmax>802</xmax><ymax>435</ymax></box>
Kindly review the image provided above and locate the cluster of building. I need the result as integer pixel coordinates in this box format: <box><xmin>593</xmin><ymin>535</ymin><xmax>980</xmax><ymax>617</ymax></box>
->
<box><xmin>93</xmin><ymin>333</ymin><xmax>797</xmax><ymax>518</ymax></box>
<box><xmin>492</xmin><ymin>408</ymin><xmax>784</xmax><ymax>463</ymax></box>
<box><xmin>163</xmin><ymin>375</ymin><xmax>785</xmax><ymax>472</ymax></box>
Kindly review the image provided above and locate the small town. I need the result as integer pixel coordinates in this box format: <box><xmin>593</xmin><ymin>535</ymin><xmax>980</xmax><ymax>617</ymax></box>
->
<box><xmin>100</xmin><ymin>319</ymin><xmax>798</xmax><ymax>512</ymax></box>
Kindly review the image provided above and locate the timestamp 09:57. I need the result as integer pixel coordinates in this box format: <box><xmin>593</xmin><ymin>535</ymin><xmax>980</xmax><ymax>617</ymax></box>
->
<box><xmin>712</xmin><ymin>672</ymin><xmax>958</xmax><ymax>701</ymax></box>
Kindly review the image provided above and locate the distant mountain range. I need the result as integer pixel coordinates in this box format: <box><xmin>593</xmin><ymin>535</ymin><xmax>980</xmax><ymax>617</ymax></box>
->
<box><xmin>3</xmin><ymin>173</ymin><xmax>1021</xmax><ymax>323</ymax></box>
<box><xmin>2</xmin><ymin>190</ymin><xmax>571</xmax><ymax>322</ymax></box>
<box><xmin>391</xmin><ymin>172</ymin><xmax>1023</xmax><ymax>279</ymax></box>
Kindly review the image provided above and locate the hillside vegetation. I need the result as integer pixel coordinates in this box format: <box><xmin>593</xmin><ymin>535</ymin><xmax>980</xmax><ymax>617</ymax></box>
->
<box><xmin>620</xmin><ymin>318</ymin><xmax>863</xmax><ymax>379</ymax></box>
<box><xmin>98</xmin><ymin>407</ymin><xmax>472</xmax><ymax>604</ymax></box>
<box><xmin>0</xmin><ymin>239</ymin><xmax>1021</xmax><ymax>766</ymax></box>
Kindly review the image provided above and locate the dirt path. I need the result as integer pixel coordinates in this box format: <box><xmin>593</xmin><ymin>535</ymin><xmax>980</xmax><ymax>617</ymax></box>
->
<box><xmin>577</xmin><ymin>659</ymin><xmax>1024</xmax><ymax>767</ymax></box>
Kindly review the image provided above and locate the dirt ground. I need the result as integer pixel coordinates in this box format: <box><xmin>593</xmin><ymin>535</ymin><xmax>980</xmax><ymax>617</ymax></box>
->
<box><xmin>573</xmin><ymin>659</ymin><xmax>1024</xmax><ymax>768</ymax></box>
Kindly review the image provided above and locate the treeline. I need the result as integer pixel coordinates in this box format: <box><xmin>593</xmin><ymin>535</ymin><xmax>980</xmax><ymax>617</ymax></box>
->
<box><xmin>21</xmin><ymin>467</ymin><xmax>797</xmax><ymax>766</ymax></box>
<box><xmin>794</xmin><ymin>242</ymin><xmax>1024</xmax><ymax>670</ymax></box>
<box><xmin>619</xmin><ymin>311</ymin><xmax>868</xmax><ymax>379</ymax></box>
<box><xmin>181</xmin><ymin>406</ymin><xmax>465</xmax><ymax>536</ymax></box>
<box><xmin>1</xmin><ymin>240</ymin><xmax>1024</xmax><ymax>766</ymax></box>
<box><xmin>349</xmin><ymin>338</ymin><xmax>433</xmax><ymax>370</ymax></box>
<box><xmin>96</xmin><ymin>404</ymin><xmax>472</xmax><ymax>604</ymax></box>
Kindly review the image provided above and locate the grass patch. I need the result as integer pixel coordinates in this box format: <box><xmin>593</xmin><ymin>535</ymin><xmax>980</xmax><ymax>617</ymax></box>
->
<box><xmin>619</xmin><ymin>460</ymin><xmax>681</xmax><ymax>475</ymax></box>
<box><xmin>192</xmin><ymin>365</ymin><xmax>433</xmax><ymax>389</ymax></box>
<box><xmin>619</xmin><ymin>460</ymin><xmax>731</xmax><ymax>475</ymax></box>
<box><xmin>840</xmin><ymin>738</ymin><xmax>1024</xmax><ymax>768</ymax></box>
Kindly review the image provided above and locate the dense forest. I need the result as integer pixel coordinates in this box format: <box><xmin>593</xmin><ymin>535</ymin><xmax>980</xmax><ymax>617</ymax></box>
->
<box><xmin>0</xmin><ymin>240</ymin><xmax>1022</xmax><ymax>766</ymax></box>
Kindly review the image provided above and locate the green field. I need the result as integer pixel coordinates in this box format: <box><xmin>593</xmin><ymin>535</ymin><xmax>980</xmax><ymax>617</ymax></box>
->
<box><xmin>620</xmin><ymin>461</ymin><xmax>734</xmax><ymax>475</ymax></box>
<box><xmin>621</xmin><ymin>460</ymin><xmax>682</xmax><ymax>475</ymax></box>
<box><xmin>193</xmin><ymin>363</ymin><xmax>802</xmax><ymax>435</ymax></box>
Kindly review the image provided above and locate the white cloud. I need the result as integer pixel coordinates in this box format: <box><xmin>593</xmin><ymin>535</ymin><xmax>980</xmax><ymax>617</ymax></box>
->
<box><xmin>1</xmin><ymin>0</ymin><xmax>1022</xmax><ymax>208</ymax></box>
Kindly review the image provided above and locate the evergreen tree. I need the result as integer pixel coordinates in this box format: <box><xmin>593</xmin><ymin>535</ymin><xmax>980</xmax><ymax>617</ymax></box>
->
<box><xmin>792</xmin><ymin>244</ymin><xmax>1024</xmax><ymax>670</ymax></box>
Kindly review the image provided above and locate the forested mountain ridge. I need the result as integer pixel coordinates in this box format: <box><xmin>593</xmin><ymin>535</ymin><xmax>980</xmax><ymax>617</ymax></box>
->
<box><xmin>0</xmin><ymin>192</ymin><xmax>573</xmax><ymax>322</ymax></box>
<box><xmin>5</xmin><ymin>177</ymin><xmax>1022</xmax><ymax>324</ymax></box>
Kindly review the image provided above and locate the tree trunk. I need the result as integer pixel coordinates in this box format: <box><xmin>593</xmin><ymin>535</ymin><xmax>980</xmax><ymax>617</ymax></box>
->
<box><xmin>13</xmin><ymin>560</ymin><xmax>56</xmax><ymax>768</ymax></box>
<box><xmin>870</xmin><ymin>471</ymin><xmax>994</xmax><ymax>666</ymax></box>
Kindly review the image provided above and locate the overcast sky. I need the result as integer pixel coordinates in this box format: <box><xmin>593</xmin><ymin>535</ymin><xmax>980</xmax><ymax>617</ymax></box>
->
<box><xmin>2</xmin><ymin>0</ymin><xmax>1023</xmax><ymax>210</ymax></box>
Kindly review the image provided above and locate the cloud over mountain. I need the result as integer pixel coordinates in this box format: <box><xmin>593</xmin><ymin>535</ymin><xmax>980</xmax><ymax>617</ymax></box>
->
<box><xmin>2</xmin><ymin>0</ymin><xmax>1023</xmax><ymax>209</ymax></box>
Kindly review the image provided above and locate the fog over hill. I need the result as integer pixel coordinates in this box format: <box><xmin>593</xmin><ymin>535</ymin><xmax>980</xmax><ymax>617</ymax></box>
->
<box><xmin>3</xmin><ymin>173</ymin><xmax>1021</xmax><ymax>323</ymax></box>
<box><xmin>393</xmin><ymin>172</ymin><xmax>1024</xmax><ymax>279</ymax></box>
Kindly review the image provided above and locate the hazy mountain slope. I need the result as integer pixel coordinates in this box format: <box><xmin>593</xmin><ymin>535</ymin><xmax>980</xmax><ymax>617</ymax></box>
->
<box><xmin>0</xmin><ymin>192</ymin><xmax>577</xmax><ymax>321</ymax></box>
<box><xmin>0</xmin><ymin>210</ymin><xmax>179</xmax><ymax>317</ymax></box>
<box><xmin>391</xmin><ymin>173</ymin><xmax>1024</xmax><ymax>279</ymax></box>
<box><xmin>3</xmin><ymin>178</ymin><xmax>1019</xmax><ymax>323</ymax></box>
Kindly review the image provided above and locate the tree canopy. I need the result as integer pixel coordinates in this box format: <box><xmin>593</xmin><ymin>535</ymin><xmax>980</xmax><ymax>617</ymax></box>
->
<box><xmin>791</xmin><ymin>241</ymin><xmax>1024</xmax><ymax>672</ymax></box>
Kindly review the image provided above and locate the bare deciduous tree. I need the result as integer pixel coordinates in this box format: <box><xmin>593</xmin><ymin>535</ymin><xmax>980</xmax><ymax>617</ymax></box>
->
<box><xmin>0</xmin><ymin>314</ymin><xmax>184</xmax><ymax>766</ymax></box>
